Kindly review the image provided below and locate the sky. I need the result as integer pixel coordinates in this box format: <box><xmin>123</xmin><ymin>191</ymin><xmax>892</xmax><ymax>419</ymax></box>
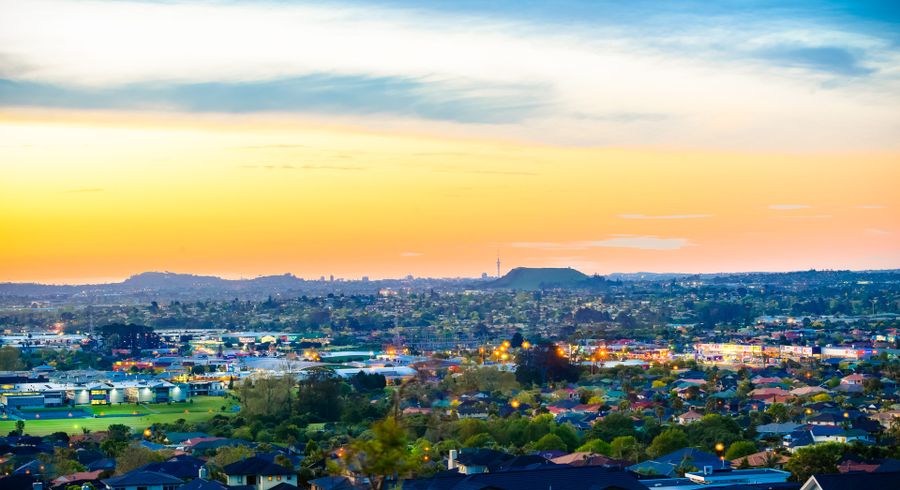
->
<box><xmin>1</xmin><ymin>0</ymin><xmax>899</xmax><ymax>283</ymax></box>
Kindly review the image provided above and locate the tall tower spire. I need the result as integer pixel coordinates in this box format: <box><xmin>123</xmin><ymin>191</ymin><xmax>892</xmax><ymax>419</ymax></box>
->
<box><xmin>496</xmin><ymin>251</ymin><xmax>501</xmax><ymax>278</ymax></box>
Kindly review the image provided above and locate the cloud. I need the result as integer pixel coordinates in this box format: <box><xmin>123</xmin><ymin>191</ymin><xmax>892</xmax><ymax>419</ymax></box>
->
<box><xmin>619</xmin><ymin>213</ymin><xmax>711</xmax><ymax>220</ymax></box>
<box><xmin>512</xmin><ymin>235</ymin><xmax>690</xmax><ymax>251</ymax></box>
<box><xmin>865</xmin><ymin>228</ymin><xmax>891</xmax><ymax>235</ymax></box>
<box><xmin>62</xmin><ymin>188</ymin><xmax>103</xmax><ymax>193</ymax></box>
<box><xmin>1</xmin><ymin>0</ymin><xmax>899</xmax><ymax>150</ymax></box>
<box><xmin>400</xmin><ymin>252</ymin><xmax>423</xmax><ymax>257</ymax></box>
<box><xmin>779</xmin><ymin>215</ymin><xmax>832</xmax><ymax>220</ymax></box>
<box><xmin>586</xmin><ymin>236</ymin><xmax>691</xmax><ymax>250</ymax></box>
<box><xmin>755</xmin><ymin>45</ymin><xmax>875</xmax><ymax>76</ymax></box>
<box><xmin>768</xmin><ymin>204</ymin><xmax>812</xmax><ymax>210</ymax></box>
<box><xmin>0</xmin><ymin>75</ymin><xmax>547</xmax><ymax>124</ymax></box>
<box><xmin>855</xmin><ymin>204</ymin><xmax>886</xmax><ymax>209</ymax></box>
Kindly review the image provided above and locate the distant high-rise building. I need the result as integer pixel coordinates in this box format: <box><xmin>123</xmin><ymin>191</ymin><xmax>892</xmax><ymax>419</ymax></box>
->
<box><xmin>330</xmin><ymin>275</ymin><xmax>334</xmax><ymax>282</ymax></box>
<box><xmin>496</xmin><ymin>252</ymin><xmax>501</xmax><ymax>278</ymax></box>
<box><xmin>362</xmin><ymin>276</ymin><xmax>369</xmax><ymax>282</ymax></box>
<box><xmin>481</xmin><ymin>272</ymin><xmax>488</xmax><ymax>280</ymax></box>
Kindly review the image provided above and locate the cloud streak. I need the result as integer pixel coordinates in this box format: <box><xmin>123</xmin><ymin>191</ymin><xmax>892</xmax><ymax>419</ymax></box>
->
<box><xmin>1</xmin><ymin>0</ymin><xmax>899</xmax><ymax>150</ymax></box>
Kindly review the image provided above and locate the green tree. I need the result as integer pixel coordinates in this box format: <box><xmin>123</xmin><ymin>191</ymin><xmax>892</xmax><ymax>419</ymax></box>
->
<box><xmin>115</xmin><ymin>446</ymin><xmax>168</xmax><ymax>475</ymax></box>
<box><xmin>0</xmin><ymin>346</ymin><xmax>25</xmax><ymax>371</ymax></box>
<box><xmin>591</xmin><ymin>413</ymin><xmax>638</xmax><ymax>441</ymax></box>
<box><xmin>724</xmin><ymin>441</ymin><xmax>758</xmax><ymax>460</ymax></box>
<box><xmin>785</xmin><ymin>443</ymin><xmax>845</xmax><ymax>482</ymax></box>
<box><xmin>647</xmin><ymin>429</ymin><xmax>688</xmax><ymax>458</ymax></box>
<box><xmin>576</xmin><ymin>439</ymin><xmax>612</xmax><ymax>455</ymax></box>
<box><xmin>766</xmin><ymin>403</ymin><xmax>790</xmax><ymax>423</ymax></box>
<box><xmin>100</xmin><ymin>424</ymin><xmax>132</xmax><ymax>457</ymax></box>
<box><xmin>533</xmin><ymin>433</ymin><xmax>567</xmax><ymax>451</ymax></box>
<box><xmin>610</xmin><ymin>435</ymin><xmax>643</xmax><ymax>462</ymax></box>
<box><xmin>209</xmin><ymin>445</ymin><xmax>256</xmax><ymax>473</ymax></box>
<box><xmin>347</xmin><ymin>417</ymin><xmax>417</xmax><ymax>490</ymax></box>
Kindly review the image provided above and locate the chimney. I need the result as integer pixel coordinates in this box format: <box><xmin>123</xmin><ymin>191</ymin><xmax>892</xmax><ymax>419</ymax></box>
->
<box><xmin>703</xmin><ymin>466</ymin><xmax>713</xmax><ymax>475</ymax></box>
<box><xmin>448</xmin><ymin>449</ymin><xmax>458</xmax><ymax>470</ymax></box>
<box><xmin>33</xmin><ymin>483</ymin><xmax>43</xmax><ymax>490</ymax></box>
<box><xmin>199</xmin><ymin>465</ymin><xmax>209</xmax><ymax>479</ymax></box>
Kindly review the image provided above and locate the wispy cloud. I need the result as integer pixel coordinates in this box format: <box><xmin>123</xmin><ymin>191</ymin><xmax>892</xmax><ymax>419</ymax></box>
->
<box><xmin>400</xmin><ymin>252</ymin><xmax>423</xmax><ymax>257</ymax></box>
<box><xmin>512</xmin><ymin>235</ymin><xmax>690</xmax><ymax>251</ymax></box>
<box><xmin>855</xmin><ymin>204</ymin><xmax>886</xmax><ymax>209</ymax></box>
<box><xmin>865</xmin><ymin>228</ymin><xmax>891</xmax><ymax>235</ymax></box>
<box><xmin>768</xmin><ymin>204</ymin><xmax>812</xmax><ymax>210</ymax></box>
<box><xmin>1</xmin><ymin>0</ymin><xmax>898</xmax><ymax>150</ymax></box>
<box><xmin>619</xmin><ymin>213</ymin><xmax>711</xmax><ymax>220</ymax></box>
<box><xmin>755</xmin><ymin>45</ymin><xmax>874</xmax><ymax>77</ymax></box>
<box><xmin>779</xmin><ymin>215</ymin><xmax>832</xmax><ymax>220</ymax></box>
<box><xmin>62</xmin><ymin>188</ymin><xmax>103</xmax><ymax>193</ymax></box>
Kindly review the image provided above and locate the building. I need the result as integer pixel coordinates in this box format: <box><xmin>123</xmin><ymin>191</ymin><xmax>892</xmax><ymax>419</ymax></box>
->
<box><xmin>101</xmin><ymin>470</ymin><xmax>183</xmax><ymax>490</ymax></box>
<box><xmin>222</xmin><ymin>456</ymin><xmax>296</xmax><ymax>490</ymax></box>
<box><xmin>800</xmin><ymin>471</ymin><xmax>900</xmax><ymax>490</ymax></box>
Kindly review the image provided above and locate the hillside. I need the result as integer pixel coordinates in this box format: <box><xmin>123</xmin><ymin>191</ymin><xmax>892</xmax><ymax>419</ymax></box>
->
<box><xmin>486</xmin><ymin>267</ymin><xmax>594</xmax><ymax>290</ymax></box>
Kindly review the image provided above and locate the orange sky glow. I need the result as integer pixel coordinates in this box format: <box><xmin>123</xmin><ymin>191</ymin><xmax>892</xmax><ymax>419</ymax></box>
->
<box><xmin>2</xmin><ymin>109</ymin><xmax>897</xmax><ymax>283</ymax></box>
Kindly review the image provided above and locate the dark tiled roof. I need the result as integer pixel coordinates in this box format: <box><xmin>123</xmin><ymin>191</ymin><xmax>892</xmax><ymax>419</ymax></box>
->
<box><xmin>223</xmin><ymin>456</ymin><xmax>293</xmax><ymax>476</ymax></box>
<box><xmin>103</xmin><ymin>470</ymin><xmax>184</xmax><ymax>486</ymax></box>
<box><xmin>138</xmin><ymin>455</ymin><xmax>205</xmax><ymax>479</ymax></box>
<box><xmin>405</xmin><ymin>466</ymin><xmax>647</xmax><ymax>490</ymax></box>
<box><xmin>178</xmin><ymin>478</ymin><xmax>229</xmax><ymax>490</ymax></box>
<box><xmin>810</xmin><ymin>471</ymin><xmax>900</xmax><ymax>490</ymax></box>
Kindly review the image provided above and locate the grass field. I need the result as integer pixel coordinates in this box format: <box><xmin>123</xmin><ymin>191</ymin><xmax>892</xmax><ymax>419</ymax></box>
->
<box><xmin>0</xmin><ymin>396</ymin><xmax>238</xmax><ymax>436</ymax></box>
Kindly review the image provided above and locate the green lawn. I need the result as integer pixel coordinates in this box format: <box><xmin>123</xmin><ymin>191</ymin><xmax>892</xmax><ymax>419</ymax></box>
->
<box><xmin>0</xmin><ymin>396</ymin><xmax>239</xmax><ymax>436</ymax></box>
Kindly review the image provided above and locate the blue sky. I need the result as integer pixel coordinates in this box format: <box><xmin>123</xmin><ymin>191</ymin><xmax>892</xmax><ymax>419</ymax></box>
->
<box><xmin>1</xmin><ymin>0</ymin><xmax>898</xmax><ymax>149</ymax></box>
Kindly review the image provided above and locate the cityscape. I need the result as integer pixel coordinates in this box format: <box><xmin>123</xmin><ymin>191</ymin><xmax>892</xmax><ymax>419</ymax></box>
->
<box><xmin>2</xmin><ymin>1</ymin><xmax>900</xmax><ymax>490</ymax></box>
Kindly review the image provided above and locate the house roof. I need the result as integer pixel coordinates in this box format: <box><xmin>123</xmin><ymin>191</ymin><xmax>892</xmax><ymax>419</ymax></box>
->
<box><xmin>807</xmin><ymin>471</ymin><xmax>900</xmax><ymax>490</ymax></box>
<box><xmin>223</xmin><ymin>456</ymin><xmax>293</xmax><ymax>476</ymax></box>
<box><xmin>405</xmin><ymin>465</ymin><xmax>647</xmax><ymax>490</ymax></box>
<box><xmin>103</xmin><ymin>470</ymin><xmax>184</xmax><ymax>486</ymax></box>
<box><xmin>178</xmin><ymin>478</ymin><xmax>230</xmax><ymax>490</ymax></box>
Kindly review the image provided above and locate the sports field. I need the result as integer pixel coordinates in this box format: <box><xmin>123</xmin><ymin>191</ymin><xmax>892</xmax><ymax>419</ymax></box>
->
<box><xmin>0</xmin><ymin>396</ymin><xmax>238</xmax><ymax>436</ymax></box>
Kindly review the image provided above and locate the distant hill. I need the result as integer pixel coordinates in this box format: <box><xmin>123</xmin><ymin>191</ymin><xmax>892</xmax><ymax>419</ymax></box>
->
<box><xmin>122</xmin><ymin>271</ymin><xmax>231</xmax><ymax>289</ymax></box>
<box><xmin>486</xmin><ymin>267</ymin><xmax>600</xmax><ymax>290</ymax></box>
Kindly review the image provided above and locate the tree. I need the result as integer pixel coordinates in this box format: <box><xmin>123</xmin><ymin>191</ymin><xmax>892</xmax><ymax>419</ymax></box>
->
<box><xmin>14</xmin><ymin>420</ymin><xmax>25</xmax><ymax>435</ymax></box>
<box><xmin>533</xmin><ymin>433</ymin><xmax>567</xmax><ymax>451</ymax></box>
<box><xmin>115</xmin><ymin>445</ymin><xmax>167</xmax><ymax>474</ymax></box>
<box><xmin>647</xmin><ymin>429</ymin><xmax>688</xmax><ymax>458</ymax></box>
<box><xmin>209</xmin><ymin>445</ymin><xmax>256</xmax><ymax>472</ymax></box>
<box><xmin>576</xmin><ymin>439</ymin><xmax>611</xmax><ymax>455</ymax></box>
<box><xmin>685</xmin><ymin>414</ymin><xmax>742</xmax><ymax>450</ymax></box>
<box><xmin>0</xmin><ymin>346</ymin><xmax>24</xmax><ymax>371</ymax></box>
<box><xmin>347</xmin><ymin>417</ymin><xmax>417</xmax><ymax>490</ymax></box>
<box><xmin>766</xmin><ymin>403</ymin><xmax>790</xmax><ymax>423</ymax></box>
<box><xmin>591</xmin><ymin>413</ymin><xmax>638</xmax><ymax>441</ymax></box>
<box><xmin>515</xmin><ymin>342</ymin><xmax>579</xmax><ymax>386</ymax></box>
<box><xmin>785</xmin><ymin>443</ymin><xmax>845</xmax><ymax>482</ymax></box>
<box><xmin>240</xmin><ymin>375</ymin><xmax>294</xmax><ymax>420</ymax></box>
<box><xmin>296</xmin><ymin>369</ymin><xmax>344</xmax><ymax>422</ymax></box>
<box><xmin>724</xmin><ymin>441</ymin><xmax>758</xmax><ymax>460</ymax></box>
<box><xmin>38</xmin><ymin>447</ymin><xmax>85</xmax><ymax>479</ymax></box>
<box><xmin>863</xmin><ymin>377</ymin><xmax>883</xmax><ymax>396</ymax></box>
<box><xmin>100</xmin><ymin>424</ymin><xmax>132</xmax><ymax>457</ymax></box>
<box><xmin>610</xmin><ymin>436</ymin><xmax>643</xmax><ymax>462</ymax></box>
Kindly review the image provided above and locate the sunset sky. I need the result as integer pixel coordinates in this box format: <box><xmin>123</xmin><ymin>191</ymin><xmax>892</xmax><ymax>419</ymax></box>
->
<box><xmin>1</xmin><ymin>0</ymin><xmax>899</xmax><ymax>283</ymax></box>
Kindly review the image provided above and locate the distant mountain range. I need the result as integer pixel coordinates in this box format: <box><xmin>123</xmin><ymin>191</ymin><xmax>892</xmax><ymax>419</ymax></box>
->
<box><xmin>1</xmin><ymin>268</ymin><xmax>898</xmax><ymax>300</ymax></box>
